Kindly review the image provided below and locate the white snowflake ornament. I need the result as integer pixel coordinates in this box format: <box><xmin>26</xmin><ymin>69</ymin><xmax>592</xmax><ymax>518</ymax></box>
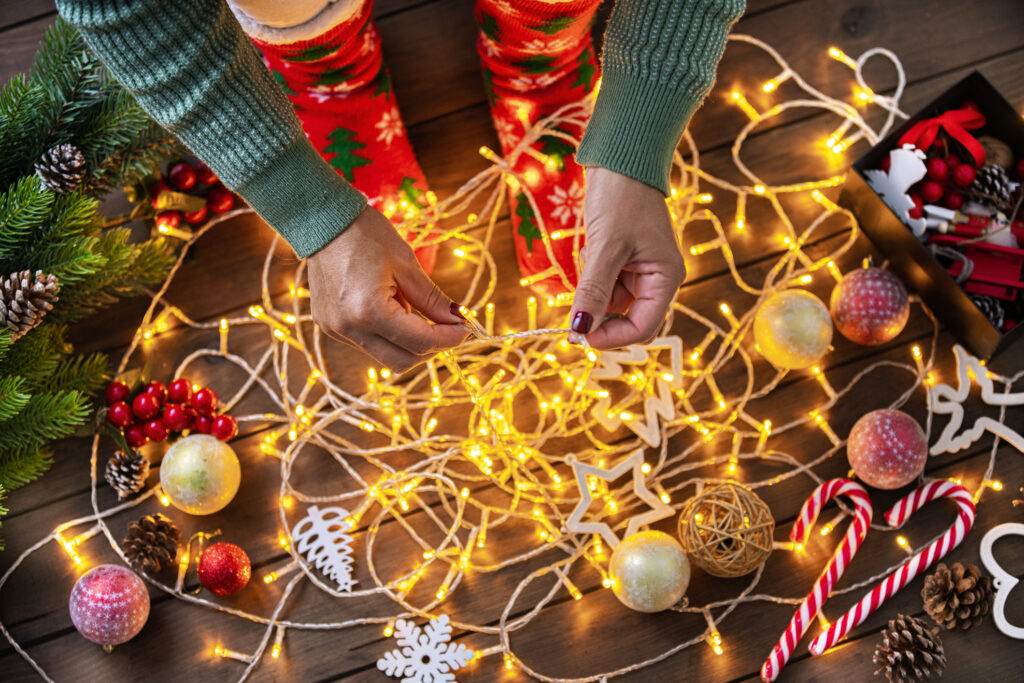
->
<box><xmin>291</xmin><ymin>505</ymin><xmax>357</xmax><ymax>592</ymax></box>
<box><xmin>376</xmin><ymin>614</ymin><xmax>474</xmax><ymax>682</ymax></box>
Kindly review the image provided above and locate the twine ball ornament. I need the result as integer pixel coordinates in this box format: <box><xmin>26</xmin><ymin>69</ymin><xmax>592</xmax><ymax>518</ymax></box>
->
<box><xmin>677</xmin><ymin>482</ymin><xmax>775</xmax><ymax>578</ymax></box>
<box><xmin>753</xmin><ymin>289</ymin><xmax>833</xmax><ymax>369</ymax></box>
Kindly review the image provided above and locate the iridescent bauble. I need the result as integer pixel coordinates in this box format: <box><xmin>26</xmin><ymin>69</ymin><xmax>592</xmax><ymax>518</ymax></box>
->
<box><xmin>198</xmin><ymin>542</ymin><xmax>251</xmax><ymax>596</ymax></box>
<box><xmin>754</xmin><ymin>290</ymin><xmax>833</xmax><ymax>369</ymax></box>
<box><xmin>847</xmin><ymin>409</ymin><xmax>928</xmax><ymax>489</ymax></box>
<box><xmin>159</xmin><ymin>434</ymin><xmax>240</xmax><ymax>515</ymax></box>
<box><xmin>830</xmin><ymin>268</ymin><xmax>909</xmax><ymax>345</ymax></box>
<box><xmin>609</xmin><ymin>530</ymin><xmax>690</xmax><ymax>612</ymax></box>
<box><xmin>69</xmin><ymin>564</ymin><xmax>149</xmax><ymax>647</ymax></box>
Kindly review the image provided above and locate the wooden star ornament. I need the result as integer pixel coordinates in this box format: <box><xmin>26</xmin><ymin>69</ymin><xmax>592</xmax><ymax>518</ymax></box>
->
<box><xmin>565</xmin><ymin>449</ymin><xmax>675</xmax><ymax>549</ymax></box>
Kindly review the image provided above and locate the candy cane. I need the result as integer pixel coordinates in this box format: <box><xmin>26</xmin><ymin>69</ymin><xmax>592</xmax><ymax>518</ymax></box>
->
<box><xmin>809</xmin><ymin>480</ymin><xmax>975</xmax><ymax>655</ymax></box>
<box><xmin>760</xmin><ymin>479</ymin><xmax>872</xmax><ymax>682</ymax></box>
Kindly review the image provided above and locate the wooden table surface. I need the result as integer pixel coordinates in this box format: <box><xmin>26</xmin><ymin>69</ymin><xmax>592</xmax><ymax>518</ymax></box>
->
<box><xmin>2</xmin><ymin>1</ymin><xmax>1024</xmax><ymax>681</ymax></box>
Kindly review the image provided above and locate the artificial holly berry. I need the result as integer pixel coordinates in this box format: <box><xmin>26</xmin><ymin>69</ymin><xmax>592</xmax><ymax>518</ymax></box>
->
<box><xmin>193</xmin><ymin>414</ymin><xmax>214</xmax><ymax>434</ymax></box>
<box><xmin>168</xmin><ymin>162</ymin><xmax>196</xmax><ymax>191</ymax></box>
<box><xmin>198</xmin><ymin>542</ymin><xmax>251</xmax><ymax>596</ymax></box>
<box><xmin>943</xmin><ymin>191</ymin><xmax>964</xmax><ymax>210</ymax></box>
<box><xmin>155</xmin><ymin>211</ymin><xmax>180</xmax><ymax>230</ymax></box>
<box><xmin>921</xmin><ymin>180</ymin><xmax>944</xmax><ymax>203</ymax></box>
<box><xmin>148</xmin><ymin>179</ymin><xmax>169</xmax><ymax>208</ymax></box>
<box><xmin>166</xmin><ymin>378</ymin><xmax>192</xmax><ymax>404</ymax></box>
<box><xmin>961</xmin><ymin>100</ymin><xmax>979</xmax><ymax>112</ymax></box>
<box><xmin>908</xmin><ymin>193</ymin><xmax>924</xmax><ymax>220</ymax></box>
<box><xmin>132</xmin><ymin>393</ymin><xmax>160</xmax><ymax>421</ymax></box>
<box><xmin>144</xmin><ymin>381</ymin><xmax>167</xmax><ymax>405</ymax></box>
<box><xmin>879</xmin><ymin>155</ymin><xmax>891</xmax><ymax>172</ymax></box>
<box><xmin>125</xmin><ymin>423</ymin><xmax>149</xmax><ymax>449</ymax></box>
<box><xmin>162</xmin><ymin>404</ymin><xmax>190</xmax><ymax>432</ymax></box>
<box><xmin>144</xmin><ymin>419</ymin><xmax>169</xmax><ymax>443</ymax></box>
<box><xmin>192</xmin><ymin>387</ymin><xmax>218</xmax><ymax>416</ymax></box>
<box><xmin>953</xmin><ymin>164</ymin><xmax>976</xmax><ymax>187</ymax></box>
<box><xmin>926</xmin><ymin>158</ymin><xmax>948</xmax><ymax>181</ymax></box>
<box><xmin>206</xmin><ymin>186</ymin><xmax>234</xmax><ymax>214</ymax></box>
<box><xmin>195</xmin><ymin>162</ymin><xmax>218</xmax><ymax>186</ymax></box>
<box><xmin>183</xmin><ymin>205</ymin><xmax>207</xmax><ymax>224</ymax></box>
<box><xmin>947</xmin><ymin>154</ymin><xmax>962</xmax><ymax>168</ymax></box>
<box><xmin>107</xmin><ymin>401</ymin><xmax>134</xmax><ymax>428</ymax></box>
<box><xmin>1016</xmin><ymin>159</ymin><xmax>1024</xmax><ymax>178</ymax></box>
<box><xmin>211</xmin><ymin>414</ymin><xmax>238</xmax><ymax>442</ymax></box>
<box><xmin>105</xmin><ymin>381</ymin><xmax>131</xmax><ymax>405</ymax></box>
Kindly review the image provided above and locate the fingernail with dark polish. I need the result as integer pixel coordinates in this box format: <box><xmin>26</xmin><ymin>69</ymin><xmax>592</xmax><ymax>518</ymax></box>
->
<box><xmin>450</xmin><ymin>302</ymin><xmax>466</xmax><ymax>320</ymax></box>
<box><xmin>571</xmin><ymin>311</ymin><xmax>593</xmax><ymax>334</ymax></box>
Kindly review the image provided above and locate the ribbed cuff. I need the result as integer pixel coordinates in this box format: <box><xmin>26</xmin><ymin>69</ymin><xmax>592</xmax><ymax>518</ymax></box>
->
<box><xmin>236</xmin><ymin>136</ymin><xmax>368</xmax><ymax>258</ymax></box>
<box><xmin>576</xmin><ymin>74</ymin><xmax>702</xmax><ymax>196</ymax></box>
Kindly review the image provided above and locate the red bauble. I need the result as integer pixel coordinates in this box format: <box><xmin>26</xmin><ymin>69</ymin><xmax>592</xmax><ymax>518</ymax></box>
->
<box><xmin>925</xmin><ymin>158</ymin><xmax>948</xmax><ymax>180</ymax></box>
<box><xmin>125</xmin><ymin>423</ymin><xmax>148</xmax><ymax>449</ymax></box>
<box><xmin>952</xmin><ymin>164</ymin><xmax>976</xmax><ymax>187</ymax></box>
<box><xmin>69</xmin><ymin>565</ymin><xmax>150</xmax><ymax>646</ymax></box>
<box><xmin>206</xmin><ymin>186</ymin><xmax>234</xmax><ymax>214</ymax></box>
<box><xmin>167</xmin><ymin>377</ymin><xmax>193</xmax><ymax>404</ymax></box>
<box><xmin>148</xmin><ymin>179</ymin><xmax>169</xmax><ymax>208</ymax></box>
<box><xmin>155</xmin><ymin>211</ymin><xmax>180</xmax><ymax>230</ymax></box>
<box><xmin>144</xmin><ymin>419</ymin><xmax>169</xmax><ymax>442</ymax></box>
<box><xmin>193</xmin><ymin>414</ymin><xmax>214</xmax><ymax>434</ymax></box>
<box><xmin>847</xmin><ymin>409</ymin><xmax>927</xmax><ymax>489</ymax></box>
<box><xmin>105</xmin><ymin>381</ymin><xmax>131</xmax><ymax>405</ymax></box>
<box><xmin>144</xmin><ymin>381</ymin><xmax>167</xmax><ymax>405</ymax></box>
<box><xmin>183</xmin><ymin>205</ymin><xmax>207</xmax><ymax>224</ymax></box>
<box><xmin>162</xmin><ymin>404</ymin><xmax>190</xmax><ymax>432</ymax></box>
<box><xmin>195</xmin><ymin>161</ymin><xmax>218</xmax><ymax>186</ymax></box>
<box><xmin>132</xmin><ymin>393</ymin><xmax>160</xmax><ymax>421</ymax></box>
<box><xmin>192</xmin><ymin>387</ymin><xmax>219</xmax><ymax>416</ymax></box>
<box><xmin>107</xmin><ymin>401</ymin><xmax>133</xmax><ymax>428</ymax></box>
<box><xmin>830</xmin><ymin>268</ymin><xmax>910</xmax><ymax>345</ymax></box>
<box><xmin>942</xmin><ymin>191</ymin><xmax>965</xmax><ymax>210</ymax></box>
<box><xmin>198</xmin><ymin>542</ymin><xmax>251</xmax><ymax>596</ymax></box>
<box><xmin>908</xmin><ymin>193</ymin><xmax>924</xmax><ymax>220</ymax></box>
<box><xmin>168</xmin><ymin>162</ymin><xmax>196</xmax><ymax>191</ymax></box>
<box><xmin>211</xmin><ymin>414</ymin><xmax>238</xmax><ymax>442</ymax></box>
<box><xmin>920</xmin><ymin>180</ymin><xmax>944</xmax><ymax>203</ymax></box>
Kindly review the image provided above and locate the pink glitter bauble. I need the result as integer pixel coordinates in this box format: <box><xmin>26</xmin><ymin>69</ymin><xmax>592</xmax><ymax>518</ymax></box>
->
<box><xmin>847</xmin><ymin>409</ymin><xmax>928</xmax><ymax>489</ymax></box>
<box><xmin>69</xmin><ymin>564</ymin><xmax>150</xmax><ymax>646</ymax></box>
<box><xmin>830</xmin><ymin>268</ymin><xmax>909</xmax><ymax>345</ymax></box>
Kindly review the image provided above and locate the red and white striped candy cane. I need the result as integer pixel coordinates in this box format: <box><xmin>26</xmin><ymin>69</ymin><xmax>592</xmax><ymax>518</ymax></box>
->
<box><xmin>760</xmin><ymin>479</ymin><xmax>872</xmax><ymax>682</ymax></box>
<box><xmin>809</xmin><ymin>480</ymin><xmax>975</xmax><ymax>655</ymax></box>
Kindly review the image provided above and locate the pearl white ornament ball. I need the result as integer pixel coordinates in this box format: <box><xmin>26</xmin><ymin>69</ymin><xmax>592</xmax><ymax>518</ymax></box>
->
<box><xmin>160</xmin><ymin>434</ymin><xmax>240</xmax><ymax>515</ymax></box>
<box><xmin>609</xmin><ymin>530</ymin><xmax>690</xmax><ymax>612</ymax></box>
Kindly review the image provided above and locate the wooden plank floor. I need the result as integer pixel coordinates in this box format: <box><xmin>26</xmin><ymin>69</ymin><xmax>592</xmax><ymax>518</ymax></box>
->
<box><xmin>3</xmin><ymin>1</ymin><xmax>1024</xmax><ymax>681</ymax></box>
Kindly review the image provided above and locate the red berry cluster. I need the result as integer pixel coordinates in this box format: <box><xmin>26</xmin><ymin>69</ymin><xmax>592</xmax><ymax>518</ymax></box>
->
<box><xmin>105</xmin><ymin>379</ymin><xmax>237</xmax><ymax>449</ymax></box>
<box><xmin>150</xmin><ymin>161</ymin><xmax>235</xmax><ymax>230</ymax></box>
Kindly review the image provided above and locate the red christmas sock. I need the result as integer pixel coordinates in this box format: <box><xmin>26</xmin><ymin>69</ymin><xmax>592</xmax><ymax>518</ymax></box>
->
<box><xmin>251</xmin><ymin>1</ymin><xmax>436</xmax><ymax>272</ymax></box>
<box><xmin>475</xmin><ymin>0</ymin><xmax>602</xmax><ymax>299</ymax></box>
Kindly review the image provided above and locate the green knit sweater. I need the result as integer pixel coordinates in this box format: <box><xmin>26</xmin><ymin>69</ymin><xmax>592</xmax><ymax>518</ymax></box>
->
<box><xmin>56</xmin><ymin>0</ymin><xmax>744</xmax><ymax>258</ymax></box>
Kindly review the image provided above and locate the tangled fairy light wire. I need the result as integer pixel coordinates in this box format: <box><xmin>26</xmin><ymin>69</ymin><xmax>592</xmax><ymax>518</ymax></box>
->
<box><xmin>0</xmin><ymin>35</ymin><xmax>1016</xmax><ymax>682</ymax></box>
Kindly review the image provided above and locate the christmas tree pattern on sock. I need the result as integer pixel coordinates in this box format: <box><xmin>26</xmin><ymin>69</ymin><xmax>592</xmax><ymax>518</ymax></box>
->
<box><xmin>251</xmin><ymin>1</ymin><xmax>436</xmax><ymax>272</ymax></box>
<box><xmin>476</xmin><ymin>0</ymin><xmax>602</xmax><ymax>299</ymax></box>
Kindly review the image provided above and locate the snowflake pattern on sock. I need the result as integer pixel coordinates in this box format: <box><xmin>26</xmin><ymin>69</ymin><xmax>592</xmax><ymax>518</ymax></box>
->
<box><xmin>376</xmin><ymin>614</ymin><xmax>474</xmax><ymax>683</ymax></box>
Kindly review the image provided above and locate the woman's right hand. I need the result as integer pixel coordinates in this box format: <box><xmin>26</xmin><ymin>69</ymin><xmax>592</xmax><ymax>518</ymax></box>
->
<box><xmin>306</xmin><ymin>205</ymin><xmax>467</xmax><ymax>372</ymax></box>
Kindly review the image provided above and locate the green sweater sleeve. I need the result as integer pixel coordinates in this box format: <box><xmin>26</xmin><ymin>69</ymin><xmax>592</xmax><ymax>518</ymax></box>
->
<box><xmin>575</xmin><ymin>0</ymin><xmax>745</xmax><ymax>195</ymax></box>
<box><xmin>54</xmin><ymin>0</ymin><xmax>367</xmax><ymax>258</ymax></box>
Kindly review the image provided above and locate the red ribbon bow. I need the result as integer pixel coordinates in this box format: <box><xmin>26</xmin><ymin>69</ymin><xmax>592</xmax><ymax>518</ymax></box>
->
<box><xmin>897</xmin><ymin>108</ymin><xmax>987</xmax><ymax>167</ymax></box>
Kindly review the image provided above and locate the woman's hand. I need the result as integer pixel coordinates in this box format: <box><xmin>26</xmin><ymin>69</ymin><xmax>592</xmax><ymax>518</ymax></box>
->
<box><xmin>570</xmin><ymin>167</ymin><xmax>685</xmax><ymax>349</ymax></box>
<box><xmin>306</xmin><ymin>205</ymin><xmax>467</xmax><ymax>371</ymax></box>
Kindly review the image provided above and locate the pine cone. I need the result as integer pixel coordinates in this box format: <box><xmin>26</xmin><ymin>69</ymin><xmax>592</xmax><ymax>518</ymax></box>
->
<box><xmin>922</xmin><ymin>562</ymin><xmax>993</xmax><ymax>631</ymax></box>
<box><xmin>972</xmin><ymin>164</ymin><xmax>1018</xmax><ymax>208</ymax></box>
<box><xmin>0</xmin><ymin>270</ymin><xmax>59</xmax><ymax>342</ymax></box>
<box><xmin>873</xmin><ymin>614</ymin><xmax>946</xmax><ymax>682</ymax></box>
<box><xmin>122</xmin><ymin>513</ymin><xmax>181</xmax><ymax>574</ymax></box>
<box><xmin>968</xmin><ymin>293</ymin><xmax>1005</xmax><ymax>330</ymax></box>
<box><xmin>34</xmin><ymin>143</ymin><xmax>86</xmax><ymax>194</ymax></box>
<box><xmin>104</xmin><ymin>449</ymin><xmax>150</xmax><ymax>499</ymax></box>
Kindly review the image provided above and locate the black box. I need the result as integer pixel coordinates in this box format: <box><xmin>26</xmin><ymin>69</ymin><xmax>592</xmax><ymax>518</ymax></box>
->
<box><xmin>839</xmin><ymin>71</ymin><xmax>1024</xmax><ymax>360</ymax></box>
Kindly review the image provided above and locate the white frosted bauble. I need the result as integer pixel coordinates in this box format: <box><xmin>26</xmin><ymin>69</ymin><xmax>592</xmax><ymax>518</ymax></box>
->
<box><xmin>159</xmin><ymin>434</ymin><xmax>240</xmax><ymax>515</ymax></box>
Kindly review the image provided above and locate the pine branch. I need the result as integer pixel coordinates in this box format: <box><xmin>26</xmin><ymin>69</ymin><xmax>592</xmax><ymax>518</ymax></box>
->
<box><xmin>0</xmin><ymin>389</ymin><xmax>91</xmax><ymax>449</ymax></box>
<box><xmin>0</xmin><ymin>375</ymin><xmax>30</xmax><ymax>421</ymax></box>
<box><xmin>0</xmin><ymin>176</ymin><xmax>55</xmax><ymax>263</ymax></box>
<box><xmin>47</xmin><ymin>353</ymin><xmax>108</xmax><ymax>396</ymax></box>
<box><xmin>0</xmin><ymin>445</ymin><xmax>52</xmax><ymax>492</ymax></box>
<box><xmin>0</xmin><ymin>324</ymin><xmax>69</xmax><ymax>388</ymax></box>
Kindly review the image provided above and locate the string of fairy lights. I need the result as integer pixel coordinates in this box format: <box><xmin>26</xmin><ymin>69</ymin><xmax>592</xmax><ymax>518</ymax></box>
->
<box><xmin>0</xmin><ymin>35</ymin><xmax>1013</xmax><ymax>682</ymax></box>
